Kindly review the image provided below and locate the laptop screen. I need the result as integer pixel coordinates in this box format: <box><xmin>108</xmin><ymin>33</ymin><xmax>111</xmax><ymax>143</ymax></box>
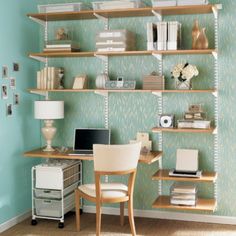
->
<box><xmin>73</xmin><ymin>128</ymin><xmax>110</xmax><ymax>151</ymax></box>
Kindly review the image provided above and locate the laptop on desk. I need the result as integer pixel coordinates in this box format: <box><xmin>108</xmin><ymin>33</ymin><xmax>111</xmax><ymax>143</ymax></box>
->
<box><xmin>68</xmin><ymin>128</ymin><xmax>110</xmax><ymax>156</ymax></box>
<box><xmin>169</xmin><ymin>149</ymin><xmax>202</xmax><ymax>178</ymax></box>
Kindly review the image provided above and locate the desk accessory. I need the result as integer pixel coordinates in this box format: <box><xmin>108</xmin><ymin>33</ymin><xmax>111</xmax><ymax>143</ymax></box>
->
<box><xmin>130</xmin><ymin>132</ymin><xmax>152</xmax><ymax>154</ymax></box>
<box><xmin>159</xmin><ymin>114</ymin><xmax>175</xmax><ymax>128</ymax></box>
<box><xmin>34</xmin><ymin>100</ymin><xmax>64</xmax><ymax>152</ymax></box>
<box><xmin>169</xmin><ymin>149</ymin><xmax>202</xmax><ymax>178</ymax></box>
<box><xmin>105</xmin><ymin>80</ymin><xmax>136</xmax><ymax>90</ymax></box>
<box><xmin>95</xmin><ymin>73</ymin><xmax>109</xmax><ymax>89</ymax></box>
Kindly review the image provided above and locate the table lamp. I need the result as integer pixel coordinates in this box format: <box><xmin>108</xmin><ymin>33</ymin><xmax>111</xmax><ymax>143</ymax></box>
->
<box><xmin>34</xmin><ymin>100</ymin><xmax>64</xmax><ymax>152</ymax></box>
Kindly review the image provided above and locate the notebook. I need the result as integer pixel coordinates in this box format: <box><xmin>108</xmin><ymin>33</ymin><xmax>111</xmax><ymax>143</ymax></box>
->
<box><xmin>68</xmin><ymin>128</ymin><xmax>110</xmax><ymax>156</ymax></box>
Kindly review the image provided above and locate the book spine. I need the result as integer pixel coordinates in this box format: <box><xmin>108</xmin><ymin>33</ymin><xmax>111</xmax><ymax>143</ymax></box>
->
<box><xmin>37</xmin><ymin>71</ymin><xmax>41</xmax><ymax>89</ymax></box>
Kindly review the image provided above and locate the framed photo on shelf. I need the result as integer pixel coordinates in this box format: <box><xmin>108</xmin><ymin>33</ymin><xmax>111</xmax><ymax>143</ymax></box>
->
<box><xmin>10</xmin><ymin>77</ymin><xmax>16</xmax><ymax>89</ymax></box>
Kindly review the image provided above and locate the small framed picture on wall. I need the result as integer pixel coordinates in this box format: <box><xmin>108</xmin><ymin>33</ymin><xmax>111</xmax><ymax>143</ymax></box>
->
<box><xmin>14</xmin><ymin>93</ymin><xmax>19</xmax><ymax>105</ymax></box>
<box><xmin>2</xmin><ymin>85</ymin><xmax>8</xmax><ymax>99</ymax></box>
<box><xmin>6</xmin><ymin>104</ymin><xmax>13</xmax><ymax>116</ymax></box>
<box><xmin>10</xmin><ymin>77</ymin><xmax>16</xmax><ymax>89</ymax></box>
<box><xmin>2</xmin><ymin>65</ymin><xmax>8</xmax><ymax>79</ymax></box>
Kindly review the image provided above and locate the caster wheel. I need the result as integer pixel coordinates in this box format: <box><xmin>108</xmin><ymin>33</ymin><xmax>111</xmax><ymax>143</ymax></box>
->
<box><xmin>31</xmin><ymin>219</ymin><xmax>37</xmax><ymax>226</ymax></box>
<box><xmin>58</xmin><ymin>222</ymin><xmax>64</xmax><ymax>229</ymax></box>
<box><xmin>80</xmin><ymin>209</ymin><xmax>83</xmax><ymax>215</ymax></box>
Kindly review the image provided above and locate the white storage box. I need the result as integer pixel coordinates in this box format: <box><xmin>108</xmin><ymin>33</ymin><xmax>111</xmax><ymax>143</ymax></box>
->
<box><xmin>35</xmin><ymin>160</ymin><xmax>80</xmax><ymax>190</ymax></box>
<box><xmin>35</xmin><ymin>182</ymin><xmax>78</xmax><ymax>199</ymax></box>
<box><xmin>38</xmin><ymin>3</ymin><xmax>85</xmax><ymax>13</ymax></box>
<box><xmin>152</xmin><ymin>0</ymin><xmax>176</xmax><ymax>7</ymax></box>
<box><xmin>92</xmin><ymin>1</ymin><xmax>144</xmax><ymax>10</ymax></box>
<box><xmin>35</xmin><ymin>192</ymin><xmax>75</xmax><ymax>218</ymax></box>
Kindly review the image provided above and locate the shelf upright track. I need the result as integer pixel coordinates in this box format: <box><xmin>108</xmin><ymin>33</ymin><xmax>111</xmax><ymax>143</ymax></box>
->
<box><xmin>212</xmin><ymin>4</ymin><xmax>221</xmax><ymax>205</ymax></box>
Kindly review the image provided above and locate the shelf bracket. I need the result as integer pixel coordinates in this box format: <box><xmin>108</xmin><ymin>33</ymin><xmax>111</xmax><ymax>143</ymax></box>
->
<box><xmin>213</xmin><ymin>128</ymin><xmax>218</xmax><ymax>135</ymax></box>
<box><xmin>30</xmin><ymin>55</ymin><xmax>47</xmax><ymax>63</ymax></box>
<box><xmin>152</xmin><ymin>91</ymin><xmax>162</xmax><ymax>97</ymax></box>
<box><xmin>212</xmin><ymin>51</ymin><xmax>218</xmax><ymax>60</ymax></box>
<box><xmin>29</xmin><ymin>16</ymin><xmax>46</xmax><ymax>27</ymax></box>
<box><xmin>152</xmin><ymin>53</ymin><xmax>162</xmax><ymax>61</ymax></box>
<box><xmin>30</xmin><ymin>90</ymin><xmax>49</xmax><ymax>98</ymax></box>
<box><xmin>212</xmin><ymin>91</ymin><xmax>218</xmax><ymax>97</ymax></box>
<box><xmin>151</xmin><ymin>10</ymin><xmax>162</xmax><ymax>21</ymax></box>
<box><xmin>94</xmin><ymin>54</ymin><xmax>108</xmax><ymax>62</ymax></box>
<box><xmin>94</xmin><ymin>90</ymin><xmax>108</xmax><ymax>97</ymax></box>
<box><xmin>212</xmin><ymin>4</ymin><xmax>222</xmax><ymax>19</ymax></box>
<box><xmin>93</xmin><ymin>13</ymin><xmax>109</xmax><ymax>30</ymax></box>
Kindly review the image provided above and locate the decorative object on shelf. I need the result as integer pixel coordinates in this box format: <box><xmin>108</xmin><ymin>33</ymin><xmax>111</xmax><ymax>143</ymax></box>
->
<box><xmin>6</xmin><ymin>104</ymin><xmax>13</xmax><ymax>116</ymax></box>
<box><xmin>73</xmin><ymin>75</ymin><xmax>87</xmax><ymax>89</ymax></box>
<box><xmin>2</xmin><ymin>85</ymin><xmax>8</xmax><ymax>99</ymax></box>
<box><xmin>105</xmin><ymin>79</ymin><xmax>136</xmax><ymax>90</ymax></box>
<box><xmin>192</xmin><ymin>19</ymin><xmax>200</xmax><ymax>49</ymax></box>
<box><xmin>130</xmin><ymin>132</ymin><xmax>152</xmax><ymax>154</ymax></box>
<box><xmin>171</xmin><ymin>63</ymin><xmax>199</xmax><ymax>90</ymax></box>
<box><xmin>159</xmin><ymin>114</ymin><xmax>175</xmax><ymax>128</ymax></box>
<box><xmin>34</xmin><ymin>100</ymin><xmax>64</xmax><ymax>152</ymax></box>
<box><xmin>143</xmin><ymin>71</ymin><xmax>165</xmax><ymax>90</ymax></box>
<box><xmin>58</xmin><ymin>68</ymin><xmax>64</xmax><ymax>89</ymax></box>
<box><xmin>56</xmin><ymin>28</ymin><xmax>70</xmax><ymax>41</ymax></box>
<box><xmin>177</xmin><ymin>104</ymin><xmax>211</xmax><ymax>129</ymax></box>
<box><xmin>95</xmin><ymin>73</ymin><xmax>109</xmax><ymax>89</ymax></box>
<box><xmin>195</xmin><ymin>27</ymin><xmax>209</xmax><ymax>49</ymax></box>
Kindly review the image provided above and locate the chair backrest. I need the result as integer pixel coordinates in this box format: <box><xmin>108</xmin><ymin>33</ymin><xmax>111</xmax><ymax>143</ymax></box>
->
<box><xmin>93</xmin><ymin>142</ymin><xmax>141</xmax><ymax>172</ymax></box>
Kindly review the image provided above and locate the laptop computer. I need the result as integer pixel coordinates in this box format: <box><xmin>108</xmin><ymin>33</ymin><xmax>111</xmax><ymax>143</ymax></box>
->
<box><xmin>68</xmin><ymin>128</ymin><xmax>110</xmax><ymax>156</ymax></box>
<box><xmin>169</xmin><ymin>149</ymin><xmax>202</xmax><ymax>178</ymax></box>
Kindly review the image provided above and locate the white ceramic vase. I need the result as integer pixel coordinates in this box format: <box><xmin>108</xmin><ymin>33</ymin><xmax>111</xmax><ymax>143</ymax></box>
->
<box><xmin>95</xmin><ymin>73</ymin><xmax>109</xmax><ymax>89</ymax></box>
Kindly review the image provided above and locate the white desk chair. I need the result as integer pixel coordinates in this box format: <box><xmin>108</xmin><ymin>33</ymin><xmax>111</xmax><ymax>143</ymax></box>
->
<box><xmin>75</xmin><ymin>142</ymin><xmax>141</xmax><ymax>236</ymax></box>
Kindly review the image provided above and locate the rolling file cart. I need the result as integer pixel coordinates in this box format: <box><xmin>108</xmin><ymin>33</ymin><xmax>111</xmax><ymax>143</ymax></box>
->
<box><xmin>31</xmin><ymin>159</ymin><xmax>82</xmax><ymax>228</ymax></box>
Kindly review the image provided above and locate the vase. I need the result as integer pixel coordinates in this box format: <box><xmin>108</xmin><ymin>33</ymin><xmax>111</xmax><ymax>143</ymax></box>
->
<box><xmin>192</xmin><ymin>19</ymin><xmax>200</xmax><ymax>49</ymax></box>
<box><xmin>195</xmin><ymin>27</ymin><xmax>209</xmax><ymax>49</ymax></box>
<box><xmin>175</xmin><ymin>80</ymin><xmax>192</xmax><ymax>90</ymax></box>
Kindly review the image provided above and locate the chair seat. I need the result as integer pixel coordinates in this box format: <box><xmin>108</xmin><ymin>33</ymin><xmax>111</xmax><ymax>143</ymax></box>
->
<box><xmin>78</xmin><ymin>183</ymin><xmax>128</xmax><ymax>198</ymax></box>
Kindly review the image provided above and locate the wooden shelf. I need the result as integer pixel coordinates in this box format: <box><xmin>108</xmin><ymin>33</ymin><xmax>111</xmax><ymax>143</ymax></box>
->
<box><xmin>152</xmin><ymin>196</ymin><xmax>216</xmax><ymax>212</ymax></box>
<box><xmin>29</xmin><ymin>49</ymin><xmax>216</xmax><ymax>59</ymax></box>
<box><xmin>152</xmin><ymin>169</ymin><xmax>217</xmax><ymax>183</ymax></box>
<box><xmin>27</xmin><ymin>5</ymin><xmax>217</xmax><ymax>22</ymax></box>
<box><xmin>28</xmin><ymin>88</ymin><xmax>216</xmax><ymax>94</ymax></box>
<box><xmin>24</xmin><ymin>148</ymin><xmax>162</xmax><ymax>164</ymax></box>
<box><xmin>152</xmin><ymin>127</ymin><xmax>215</xmax><ymax>133</ymax></box>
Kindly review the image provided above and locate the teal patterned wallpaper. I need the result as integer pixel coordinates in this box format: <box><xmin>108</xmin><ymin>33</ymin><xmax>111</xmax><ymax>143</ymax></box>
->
<box><xmin>35</xmin><ymin>0</ymin><xmax>236</xmax><ymax>216</ymax></box>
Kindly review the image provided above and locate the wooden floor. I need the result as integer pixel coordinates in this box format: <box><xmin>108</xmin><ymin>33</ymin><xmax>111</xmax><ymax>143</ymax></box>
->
<box><xmin>2</xmin><ymin>212</ymin><xmax>236</xmax><ymax>236</ymax></box>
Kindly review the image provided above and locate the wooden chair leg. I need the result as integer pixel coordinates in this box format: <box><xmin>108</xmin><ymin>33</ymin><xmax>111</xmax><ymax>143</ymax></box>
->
<box><xmin>75</xmin><ymin>189</ymin><xmax>81</xmax><ymax>231</ymax></box>
<box><xmin>96</xmin><ymin>202</ymin><xmax>101</xmax><ymax>236</ymax></box>
<box><xmin>128</xmin><ymin>198</ymin><xmax>136</xmax><ymax>236</ymax></box>
<box><xmin>120</xmin><ymin>202</ymin><xmax>125</xmax><ymax>226</ymax></box>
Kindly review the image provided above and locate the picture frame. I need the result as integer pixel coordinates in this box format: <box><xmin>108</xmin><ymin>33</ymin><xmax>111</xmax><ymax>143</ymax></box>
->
<box><xmin>2</xmin><ymin>65</ymin><xmax>8</xmax><ymax>79</ymax></box>
<box><xmin>73</xmin><ymin>75</ymin><xmax>87</xmax><ymax>89</ymax></box>
<box><xmin>2</xmin><ymin>85</ymin><xmax>8</xmax><ymax>99</ymax></box>
<box><xmin>10</xmin><ymin>77</ymin><xmax>16</xmax><ymax>89</ymax></box>
<box><xmin>13</xmin><ymin>63</ymin><xmax>19</xmax><ymax>72</ymax></box>
<box><xmin>6</xmin><ymin>104</ymin><xmax>13</xmax><ymax>116</ymax></box>
<box><xmin>14</xmin><ymin>93</ymin><xmax>19</xmax><ymax>105</ymax></box>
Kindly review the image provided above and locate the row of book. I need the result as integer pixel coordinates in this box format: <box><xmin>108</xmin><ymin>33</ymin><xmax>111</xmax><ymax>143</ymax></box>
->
<box><xmin>143</xmin><ymin>75</ymin><xmax>165</xmax><ymax>90</ymax></box>
<box><xmin>96</xmin><ymin>30</ymin><xmax>135</xmax><ymax>52</ymax></box>
<box><xmin>147</xmin><ymin>21</ymin><xmax>181</xmax><ymax>51</ymax></box>
<box><xmin>170</xmin><ymin>182</ymin><xmax>197</xmax><ymax>206</ymax></box>
<box><xmin>36</xmin><ymin>67</ymin><xmax>63</xmax><ymax>90</ymax></box>
<box><xmin>152</xmin><ymin>0</ymin><xmax>208</xmax><ymax>7</ymax></box>
<box><xmin>44</xmin><ymin>40</ymin><xmax>80</xmax><ymax>53</ymax></box>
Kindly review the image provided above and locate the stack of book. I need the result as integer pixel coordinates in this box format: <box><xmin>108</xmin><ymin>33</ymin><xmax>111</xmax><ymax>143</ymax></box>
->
<box><xmin>177</xmin><ymin>0</ymin><xmax>208</xmax><ymax>6</ymax></box>
<box><xmin>92</xmin><ymin>0</ymin><xmax>144</xmax><ymax>10</ymax></box>
<box><xmin>38</xmin><ymin>3</ymin><xmax>85</xmax><ymax>13</ymax></box>
<box><xmin>147</xmin><ymin>21</ymin><xmax>181</xmax><ymax>51</ymax></box>
<box><xmin>96</xmin><ymin>30</ymin><xmax>136</xmax><ymax>52</ymax></box>
<box><xmin>170</xmin><ymin>182</ymin><xmax>197</xmax><ymax>206</ymax></box>
<box><xmin>44</xmin><ymin>40</ymin><xmax>80</xmax><ymax>53</ymax></box>
<box><xmin>143</xmin><ymin>75</ymin><xmax>165</xmax><ymax>90</ymax></box>
<box><xmin>36</xmin><ymin>67</ymin><xmax>63</xmax><ymax>90</ymax></box>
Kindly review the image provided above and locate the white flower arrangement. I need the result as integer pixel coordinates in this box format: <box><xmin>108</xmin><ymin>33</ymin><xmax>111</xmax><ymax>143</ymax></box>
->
<box><xmin>171</xmin><ymin>63</ymin><xmax>199</xmax><ymax>82</ymax></box>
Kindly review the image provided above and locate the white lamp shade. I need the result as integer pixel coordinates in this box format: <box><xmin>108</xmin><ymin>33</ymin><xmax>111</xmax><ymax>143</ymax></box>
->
<box><xmin>34</xmin><ymin>101</ymin><xmax>64</xmax><ymax>120</ymax></box>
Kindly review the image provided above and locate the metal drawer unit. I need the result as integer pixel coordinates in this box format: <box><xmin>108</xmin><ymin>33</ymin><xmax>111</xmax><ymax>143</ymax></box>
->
<box><xmin>31</xmin><ymin>160</ymin><xmax>82</xmax><ymax>228</ymax></box>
